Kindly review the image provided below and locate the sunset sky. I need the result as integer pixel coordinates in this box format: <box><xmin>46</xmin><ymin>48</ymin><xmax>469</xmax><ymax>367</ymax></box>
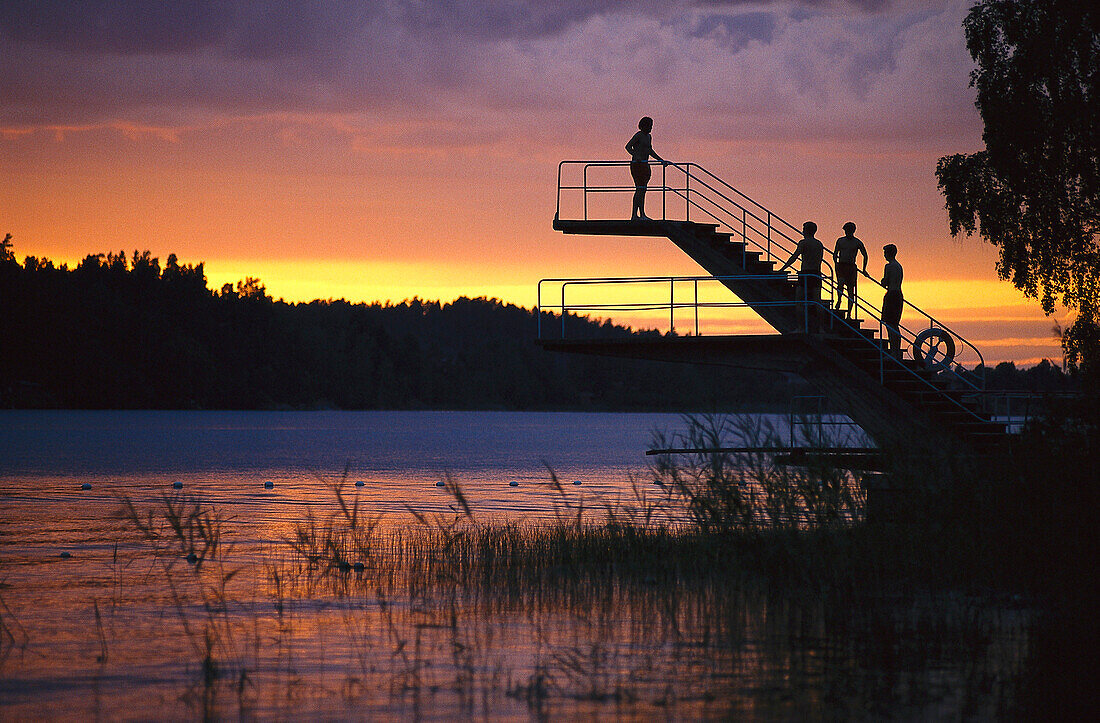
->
<box><xmin>1</xmin><ymin>0</ymin><xmax>1067</xmax><ymax>365</ymax></box>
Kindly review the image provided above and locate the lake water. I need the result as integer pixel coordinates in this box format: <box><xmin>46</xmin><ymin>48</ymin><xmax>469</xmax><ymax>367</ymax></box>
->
<box><xmin>0</xmin><ymin>410</ymin><xmax>702</xmax><ymax>529</ymax></box>
<box><xmin>0</xmin><ymin>411</ymin><xmax>1031</xmax><ymax>719</ymax></box>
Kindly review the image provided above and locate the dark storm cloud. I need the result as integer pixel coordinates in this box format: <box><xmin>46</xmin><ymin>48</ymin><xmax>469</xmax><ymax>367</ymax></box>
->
<box><xmin>0</xmin><ymin>1</ymin><xmax>379</xmax><ymax>57</ymax></box>
<box><xmin>0</xmin><ymin>0</ymin><xmax>966</xmax><ymax>139</ymax></box>
<box><xmin>0</xmin><ymin>1</ymin><xmax>231</xmax><ymax>54</ymax></box>
<box><xmin>1</xmin><ymin>0</ymin><xmax>901</xmax><ymax>55</ymax></box>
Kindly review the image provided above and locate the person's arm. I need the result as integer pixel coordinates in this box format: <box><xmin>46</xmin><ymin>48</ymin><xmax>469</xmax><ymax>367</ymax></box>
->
<box><xmin>858</xmin><ymin>241</ymin><xmax>868</xmax><ymax>273</ymax></box>
<box><xmin>626</xmin><ymin>132</ymin><xmax>640</xmax><ymax>156</ymax></box>
<box><xmin>881</xmin><ymin>263</ymin><xmax>893</xmax><ymax>287</ymax></box>
<box><xmin>832</xmin><ymin>244</ymin><xmax>841</xmax><ymax>265</ymax></box>
<box><xmin>779</xmin><ymin>243</ymin><xmax>801</xmax><ymax>273</ymax></box>
<box><xmin>650</xmin><ymin>148</ymin><xmax>665</xmax><ymax>163</ymax></box>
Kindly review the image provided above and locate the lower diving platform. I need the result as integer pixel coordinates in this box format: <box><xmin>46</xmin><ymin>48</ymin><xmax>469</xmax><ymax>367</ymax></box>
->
<box><xmin>538</xmin><ymin>334</ymin><xmax>813</xmax><ymax>372</ymax></box>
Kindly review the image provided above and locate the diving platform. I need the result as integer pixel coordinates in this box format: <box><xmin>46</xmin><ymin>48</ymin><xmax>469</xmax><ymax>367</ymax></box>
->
<box><xmin>538</xmin><ymin>334</ymin><xmax>812</xmax><ymax>371</ymax></box>
<box><xmin>542</xmin><ymin>160</ymin><xmax>1015</xmax><ymax>453</ymax></box>
<box><xmin>645</xmin><ymin>446</ymin><xmax>886</xmax><ymax>472</ymax></box>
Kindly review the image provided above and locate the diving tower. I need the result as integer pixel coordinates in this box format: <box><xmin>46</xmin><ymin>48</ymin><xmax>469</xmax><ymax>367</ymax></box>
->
<box><xmin>538</xmin><ymin>160</ymin><xmax>1016</xmax><ymax>452</ymax></box>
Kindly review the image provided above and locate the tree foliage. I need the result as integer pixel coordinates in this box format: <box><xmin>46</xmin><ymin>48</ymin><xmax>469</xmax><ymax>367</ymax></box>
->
<box><xmin>936</xmin><ymin>0</ymin><xmax>1100</xmax><ymax>372</ymax></box>
<box><xmin>0</xmin><ymin>241</ymin><xmax>808</xmax><ymax>410</ymax></box>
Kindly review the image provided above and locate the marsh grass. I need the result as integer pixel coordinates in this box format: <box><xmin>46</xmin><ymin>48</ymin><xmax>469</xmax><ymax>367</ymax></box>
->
<box><xmin>83</xmin><ymin>412</ymin><xmax>1049</xmax><ymax>718</ymax></box>
<box><xmin>0</xmin><ymin>587</ymin><xmax>29</xmax><ymax>669</ymax></box>
<box><xmin>119</xmin><ymin>492</ymin><xmax>230</xmax><ymax>568</ymax></box>
<box><xmin>650</xmin><ymin>414</ymin><xmax>865</xmax><ymax>532</ymax></box>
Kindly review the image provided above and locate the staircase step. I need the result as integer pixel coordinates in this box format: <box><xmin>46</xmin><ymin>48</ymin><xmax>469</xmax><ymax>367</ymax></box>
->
<box><xmin>554</xmin><ymin>210</ymin><xmax>1005</xmax><ymax>446</ymax></box>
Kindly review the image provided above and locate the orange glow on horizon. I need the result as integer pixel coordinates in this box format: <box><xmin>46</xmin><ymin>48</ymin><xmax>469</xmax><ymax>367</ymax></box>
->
<box><xmin>0</xmin><ymin>120</ymin><xmax>1066</xmax><ymax>367</ymax></box>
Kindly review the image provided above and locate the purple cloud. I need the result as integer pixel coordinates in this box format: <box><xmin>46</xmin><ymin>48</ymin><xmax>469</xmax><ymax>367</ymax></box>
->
<box><xmin>1</xmin><ymin>0</ymin><xmax>975</xmax><ymax>148</ymax></box>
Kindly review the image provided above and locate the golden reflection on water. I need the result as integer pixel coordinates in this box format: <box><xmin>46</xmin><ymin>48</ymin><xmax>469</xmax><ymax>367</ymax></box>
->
<box><xmin>0</xmin><ymin>476</ymin><xmax>1032</xmax><ymax>719</ymax></box>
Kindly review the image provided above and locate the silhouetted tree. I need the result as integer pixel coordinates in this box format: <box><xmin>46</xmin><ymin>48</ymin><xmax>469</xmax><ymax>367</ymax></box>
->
<box><xmin>1</xmin><ymin>233</ymin><xmax>14</xmax><ymax>264</ymax></box>
<box><xmin>935</xmin><ymin>1</ymin><xmax>1099</xmax><ymax>375</ymax></box>
<box><xmin>0</xmin><ymin>241</ymin><xmax>810</xmax><ymax>410</ymax></box>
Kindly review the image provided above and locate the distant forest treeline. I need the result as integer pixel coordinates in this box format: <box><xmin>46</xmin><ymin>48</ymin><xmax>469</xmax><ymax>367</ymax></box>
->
<box><xmin>0</xmin><ymin>242</ymin><xmax>1074</xmax><ymax>410</ymax></box>
<box><xmin>1</xmin><ymin>244</ymin><xmax>810</xmax><ymax>410</ymax></box>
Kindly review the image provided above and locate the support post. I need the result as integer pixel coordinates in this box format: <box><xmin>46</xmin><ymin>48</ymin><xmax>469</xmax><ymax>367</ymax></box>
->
<box><xmin>694</xmin><ymin>279</ymin><xmax>699</xmax><ymax>336</ymax></box>
<box><xmin>670</xmin><ymin>277</ymin><xmax>675</xmax><ymax>333</ymax></box>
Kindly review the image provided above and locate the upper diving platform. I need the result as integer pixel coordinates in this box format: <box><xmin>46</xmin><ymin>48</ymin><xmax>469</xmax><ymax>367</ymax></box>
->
<box><xmin>540</xmin><ymin>160</ymin><xmax>1016</xmax><ymax>451</ymax></box>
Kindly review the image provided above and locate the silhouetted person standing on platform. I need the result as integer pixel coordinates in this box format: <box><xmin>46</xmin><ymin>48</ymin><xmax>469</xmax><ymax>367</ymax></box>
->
<box><xmin>625</xmin><ymin>116</ymin><xmax>665</xmax><ymax>221</ymax></box>
<box><xmin>833</xmin><ymin>222</ymin><xmax>868</xmax><ymax>317</ymax></box>
<box><xmin>880</xmin><ymin>244</ymin><xmax>904</xmax><ymax>359</ymax></box>
<box><xmin>778</xmin><ymin>221</ymin><xmax>825</xmax><ymax>332</ymax></box>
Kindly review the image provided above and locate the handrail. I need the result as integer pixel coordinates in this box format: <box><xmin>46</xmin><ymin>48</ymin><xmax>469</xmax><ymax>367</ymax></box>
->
<box><xmin>575</xmin><ymin>161</ymin><xmax>838</xmax><ymax>299</ymax></box>
<box><xmin>537</xmin><ymin>274</ymin><xmax>995</xmax><ymax>425</ymax></box>
<box><xmin>555</xmin><ymin>159</ymin><xmax>986</xmax><ymax>389</ymax></box>
<box><xmin>817</xmin><ymin>272</ymin><xmax>983</xmax><ymax>391</ymax></box>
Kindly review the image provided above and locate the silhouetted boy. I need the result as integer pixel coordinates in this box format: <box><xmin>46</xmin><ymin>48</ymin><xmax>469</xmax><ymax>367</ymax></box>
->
<box><xmin>880</xmin><ymin>244</ymin><xmax>904</xmax><ymax>358</ymax></box>
<box><xmin>779</xmin><ymin>221</ymin><xmax>825</xmax><ymax>332</ymax></box>
<box><xmin>833</xmin><ymin>222</ymin><xmax>867</xmax><ymax>317</ymax></box>
<box><xmin>625</xmin><ymin>116</ymin><xmax>665</xmax><ymax>220</ymax></box>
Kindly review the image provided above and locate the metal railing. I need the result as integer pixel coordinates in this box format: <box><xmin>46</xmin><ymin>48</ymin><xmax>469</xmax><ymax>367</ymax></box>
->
<box><xmin>554</xmin><ymin>159</ymin><xmax>986</xmax><ymax>390</ymax></box>
<box><xmin>536</xmin><ymin>274</ymin><xmax>997</xmax><ymax>425</ymax></box>
<box><xmin>538</xmin><ymin>273</ymin><xmax>825</xmax><ymax>337</ymax></box>
<box><xmin>787</xmin><ymin>395</ymin><xmax>867</xmax><ymax>448</ymax></box>
<box><xmin>962</xmin><ymin>391</ymin><xmax>1079</xmax><ymax>433</ymax></box>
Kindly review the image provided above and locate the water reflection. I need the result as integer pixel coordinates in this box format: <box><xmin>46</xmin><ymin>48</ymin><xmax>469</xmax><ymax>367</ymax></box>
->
<box><xmin>0</xmin><ymin>483</ymin><xmax>1031</xmax><ymax>719</ymax></box>
<box><xmin>0</xmin><ymin>412</ymin><xmax>1029</xmax><ymax>718</ymax></box>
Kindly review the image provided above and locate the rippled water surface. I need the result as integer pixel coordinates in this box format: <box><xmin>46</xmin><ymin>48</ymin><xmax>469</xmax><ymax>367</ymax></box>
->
<box><xmin>0</xmin><ymin>411</ymin><xmax>1032</xmax><ymax>719</ymax></box>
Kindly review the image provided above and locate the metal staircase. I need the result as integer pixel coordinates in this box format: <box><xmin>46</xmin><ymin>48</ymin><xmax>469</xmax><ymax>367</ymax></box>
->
<box><xmin>542</xmin><ymin>160</ymin><xmax>1012</xmax><ymax>450</ymax></box>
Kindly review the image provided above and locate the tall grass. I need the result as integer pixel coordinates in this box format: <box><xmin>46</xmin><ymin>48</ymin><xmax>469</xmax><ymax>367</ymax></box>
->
<box><xmin>650</xmin><ymin>413</ymin><xmax>865</xmax><ymax>532</ymax></box>
<box><xmin>90</xmin><ymin>410</ymin><xmax>1069</xmax><ymax>718</ymax></box>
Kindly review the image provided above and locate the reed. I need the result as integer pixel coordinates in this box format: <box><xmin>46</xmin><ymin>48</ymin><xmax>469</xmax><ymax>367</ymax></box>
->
<box><xmin>94</xmin><ymin>410</ymin><xmax>1063</xmax><ymax>718</ymax></box>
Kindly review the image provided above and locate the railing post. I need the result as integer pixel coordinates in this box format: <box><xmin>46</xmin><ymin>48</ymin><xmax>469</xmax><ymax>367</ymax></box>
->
<box><xmin>767</xmin><ymin>211</ymin><xmax>772</xmax><ymax>260</ymax></box>
<box><xmin>879</xmin><ymin>320</ymin><xmax>885</xmax><ymax>384</ymax></box>
<box><xmin>694</xmin><ymin>279</ymin><xmax>699</xmax><ymax>336</ymax></box>
<box><xmin>803</xmin><ymin>277</ymin><xmax>808</xmax><ymax>333</ymax></box>
<box><xmin>685</xmin><ymin>168</ymin><xmax>690</xmax><ymax>221</ymax></box>
<box><xmin>583</xmin><ymin>165</ymin><xmax>588</xmax><ymax>221</ymax></box>
<box><xmin>742</xmin><ymin>208</ymin><xmax>747</xmax><ymax>245</ymax></box>
<box><xmin>561</xmin><ymin>284</ymin><xmax>567</xmax><ymax>338</ymax></box>
<box><xmin>789</xmin><ymin>399</ymin><xmax>795</xmax><ymax>448</ymax></box>
<box><xmin>661</xmin><ymin>162</ymin><xmax>666</xmax><ymax>220</ymax></box>
<box><xmin>670</xmin><ymin>277</ymin><xmax>675</xmax><ymax>333</ymax></box>
<box><xmin>555</xmin><ymin>164</ymin><xmax>562</xmax><ymax>222</ymax></box>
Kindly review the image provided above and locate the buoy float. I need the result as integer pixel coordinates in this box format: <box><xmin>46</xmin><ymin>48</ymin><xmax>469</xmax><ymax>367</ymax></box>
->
<box><xmin>172</xmin><ymin>481</ymin><xmax>183</xmax><ymax>489</ymax></box>
<box><xmin>572</xmin><ymin>480</ymin><xmax>582</xmax><ymax>486</ymax></box>
<box><xmin>80</xmin><ymin>483</ymin><xmax>92</xmax><ymax>490</ymax></box>
<box><xmin>353</xmin><ymin>562</ymin><xmax>365</xmax><ymax>572</ymax></box>
<box><xmin>509</xmin><ymin>480</ymin><xmax>519</xmax><ymax>487</ymax></box>
<box><xmin>355</xmin><ymin>480</ymin><xmax>366</xmax><ymax>487</ymax></box>
<box><xmin>263</xmin><ymin>480</ymin><xmax>274</xmax><ymax>489</ymax></box>
<box><xmin>435</xmin><ymin>480</ymin><xmax>446</xmax><ymax>487</ymax></box>
<box><xmin>186</xmin><ymin>552</ymin><xmax>198</xmax><ymax>564</ymax></box>
<box><xmin>60</xmin><ymin>551</ymin><xmax>71</xmax><ymax>559</ymax></box>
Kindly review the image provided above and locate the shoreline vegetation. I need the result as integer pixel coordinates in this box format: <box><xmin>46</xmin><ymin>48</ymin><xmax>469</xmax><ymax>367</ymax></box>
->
<box><xmin>0</xmin><ymin>246</ymin><xmax>1077</xmax><ymax>410</ymax></box>
<box><xmin>3</xmin><ymin>412</ymin><xmax>1095</xmax><ymax>717</ymax></box>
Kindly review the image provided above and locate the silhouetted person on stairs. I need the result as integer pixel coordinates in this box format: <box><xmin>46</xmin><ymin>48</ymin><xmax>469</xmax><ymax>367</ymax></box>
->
<box><xmin>833</xmin><ymin>221</ymin><xmax>867</xmax><ymax>317</ymax></box>
<box><xmin>880</xmin><ymin>244</ymin><xmax>904</xmax><ymax>359</ymax></box>
<box><xmin>625</xmin><ymin>116</ymin><xmax>665</xmax><ymax>220</ymax></box>
<box><xmin>778</xmin><ymin>221</ymin><xmax>825</xmax><ymax>333</ymax></box>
